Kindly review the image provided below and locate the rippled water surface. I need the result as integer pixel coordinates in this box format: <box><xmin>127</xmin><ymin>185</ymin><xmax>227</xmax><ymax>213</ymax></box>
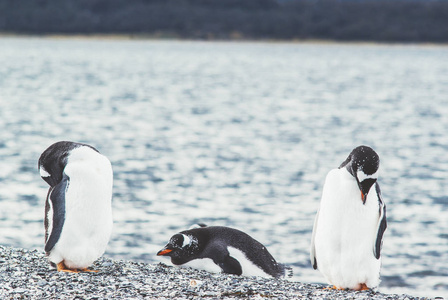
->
<box><xmin>0</xmin><ymin>37</ymin><xmax>447</xmax><ymax>297</ymax></box>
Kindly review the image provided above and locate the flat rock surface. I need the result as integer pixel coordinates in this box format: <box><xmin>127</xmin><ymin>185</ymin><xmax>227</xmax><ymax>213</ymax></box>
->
<box><xmin>0</xmin><ymin>246</ymin><xmax>428</xmax><ymax>299</ymax></box>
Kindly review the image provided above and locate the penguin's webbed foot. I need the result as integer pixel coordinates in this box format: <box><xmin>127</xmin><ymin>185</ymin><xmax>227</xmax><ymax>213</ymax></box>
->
<box><xmin>324</xmin><ymin>284</ymin><xmax>370</xmax><ymax>291</ymax></box>
<box><xmin>57</xmin><ymin>262</ymin><xmax>79</xmax><ymax>273</ymax></box>
<box><xmin>358</xmin><ymin>283</ymin><xmax>369</xmax><ymax>291</ymax></box>
<box><xmin>79</xmin><ymin>268</ymin><xmax>99</xmax><ymax>273</ymax></box>
<box><xmin>324</xmin><ymin>285</ymin><xmax>345</xmax><ymax>290</ymax></box>
<box><xmin>56</xmin><ymin>262</ymin><xmax>98</xmax><ymax>273</ymax></box>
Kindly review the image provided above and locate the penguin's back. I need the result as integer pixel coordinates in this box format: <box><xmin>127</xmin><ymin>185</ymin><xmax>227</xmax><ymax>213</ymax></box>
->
<box><xmin>45</xmin><ymin>144</ymin><xmax>113</xmax><ymax>269</ymax></box>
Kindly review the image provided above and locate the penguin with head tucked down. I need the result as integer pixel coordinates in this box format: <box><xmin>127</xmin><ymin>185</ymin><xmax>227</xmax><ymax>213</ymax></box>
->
<box><xmin>310</xmin><ymin>145</ymin><xmax>387</xmax><ymax>290</ymax></box>
<box><xmin>157</xmin><ymin>225</ymin><xmax>288</xmax><ymax>278</ymax></box>
<box><xmin>38</xmin><ymin>141</ymin><xmax>113</xmax><ymax>272</ymax></box>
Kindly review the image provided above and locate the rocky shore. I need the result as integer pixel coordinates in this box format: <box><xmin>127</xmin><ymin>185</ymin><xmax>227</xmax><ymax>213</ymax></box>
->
<box><xmin>0</xmin><ymin>246</ymin><xmax>428</xmax><ymax>299</ymax></box>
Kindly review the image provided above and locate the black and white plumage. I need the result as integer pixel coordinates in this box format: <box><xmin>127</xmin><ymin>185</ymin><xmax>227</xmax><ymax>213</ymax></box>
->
<box><xmin>157</xmin><ymin>225</ymin><xmax>287</xmax><ymax>278</ymax></box>
<box><xmin>310</xmin><ymin>145</ymin><xmax>387</xmax><ymax>290</ymax></box>
<box><xmin>38</xmin><ymin>141</ymin><xmax>113</xmax><ymax>272</ymax></box>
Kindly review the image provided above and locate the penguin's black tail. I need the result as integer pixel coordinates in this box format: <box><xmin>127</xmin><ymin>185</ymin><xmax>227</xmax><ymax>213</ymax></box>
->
<box><xmin>278</xmin><ymin>264</ymin><xmax>293</xmax><ymax>278</ymax></box>
<box><xmin>285</xmin><ymin>266</ymin><xmax>293</xmax><ymax>278</ymax></box>
<box><xmin>189</xmin><ymin>223</ymin><xmax>208</xmax><ymax>229</ymax></box>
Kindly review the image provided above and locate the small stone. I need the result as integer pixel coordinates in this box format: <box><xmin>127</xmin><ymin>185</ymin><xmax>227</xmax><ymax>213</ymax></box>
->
<box><xmin>189</xmin><ymin>279</ymin><xmax>204</xmax><ymax>287</ymax></box>
<box><xmin>37</xmin><ymin>279</ymin><xmax>47</xmax><ymax>286</ymax></box>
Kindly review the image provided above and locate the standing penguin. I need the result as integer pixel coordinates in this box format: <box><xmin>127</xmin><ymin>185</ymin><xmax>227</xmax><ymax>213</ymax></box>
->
<box><xmin>38</xmin><ymin>141</ymin><xmax>113</xmax><ymax>272</ymax></box>
<box><xmin>157</xmin><ymin>225</ymin><xmax>287</xmax><ymax>278</ymax></box>
<box><xmin>310</xmin><ymin>145</ymin><xmax>387</xmax><ymax>290</ymax></box>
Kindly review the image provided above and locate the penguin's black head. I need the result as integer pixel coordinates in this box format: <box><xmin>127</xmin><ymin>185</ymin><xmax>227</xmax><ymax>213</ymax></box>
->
<box><xmin>339</xmin><ymin>145</ymin><xmax>380</xmax><ymax>204</ymax></box>
<box><xmin>38</xmin><ymin>141</ymin><xmax>99</xmax><ymax>187</ymax></box>
<box><xmin>157</xmin><ymin>233</ymin><xmax>199</xmax><ymax>265</ymax></box>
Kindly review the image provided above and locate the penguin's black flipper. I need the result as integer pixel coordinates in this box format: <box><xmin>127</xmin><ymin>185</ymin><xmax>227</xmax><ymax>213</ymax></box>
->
<box><xmin>44</xmin><ymin>174</ymin><xmax>68</xmax><ymax>253</ymax></box>
<box><xmin>218</xmin><ymin>255</ymin><xmax>242</xmax><ymax>276</ymax></box>
<box><xmin>374</xmin><ymin>183</ymin><xmax>387</xmax><ymax>259</ymax></box>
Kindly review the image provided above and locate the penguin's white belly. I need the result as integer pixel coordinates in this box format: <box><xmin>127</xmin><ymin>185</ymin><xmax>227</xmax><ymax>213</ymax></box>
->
<box><xmin>228</xmin><ymin>246</ymin><xmax>271</xmax><ymax>278</ymax></box>
<box><xmin>315</xmin><ymin>170</ymin><xmax>380</xmax><ymax>289</ymax></box>
<box><xmin>48</xmin><ymin>160</ymin><xmax>113</xmax><ymax>269</ymax></box>
<box><xmin>174</xmin><ymin>247</ymin><xmax>271</xmax><ymax>278</ymax></box>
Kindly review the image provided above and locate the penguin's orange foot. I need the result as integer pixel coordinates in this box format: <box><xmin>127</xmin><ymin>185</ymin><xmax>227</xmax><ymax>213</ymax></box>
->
<box><xmin>56</xmin><ymin>262</ymin><xmax>98</xmax><ymax>273</ymax></box>
<box><xmin>358</xmin><ymin>283</ymin><xmax>369</xmax><ymax>291</ymax></box>
<box><xmin>324</xmin><ymin>285</ymin><xmax>345</xmax><ymax>290</ymax></box>
<box><xmin>56</xmin><ymin>262</ymin><xmax>79</xmax><ymax>273</ymax></box>
<box><xmin>79</xmin><ymin>268</ymin><xmax>99</xmax><ymax>273</ymax></box>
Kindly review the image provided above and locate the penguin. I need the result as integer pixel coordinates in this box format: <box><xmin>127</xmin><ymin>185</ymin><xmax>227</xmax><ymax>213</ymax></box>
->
<box><xmin>157</xmin><ymin>225</ymin><xmax>287</xmax><ymax>278</ymax></box>
<box><xmin>38</xmin><ymin>141</ymin><xmax>113</xmax><ymax>272</ymax></box>
<box><xmin>310</xmin><ymin>145</ymin><xmax>387</xmax><ymax>290</ymax></box>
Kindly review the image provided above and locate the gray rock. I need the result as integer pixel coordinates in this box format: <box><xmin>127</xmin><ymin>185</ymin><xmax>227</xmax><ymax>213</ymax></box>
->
<box><xmin>0</xmin><ymin>246</ymin><xmax>428</xmax><ymax>299</ymax></box>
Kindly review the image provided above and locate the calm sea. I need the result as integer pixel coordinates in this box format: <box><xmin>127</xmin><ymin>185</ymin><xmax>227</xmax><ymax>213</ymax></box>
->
<box><xmin>0</xmin><ymin>37</ymin><xmax>447</xmax><ymax>298</ymax></box>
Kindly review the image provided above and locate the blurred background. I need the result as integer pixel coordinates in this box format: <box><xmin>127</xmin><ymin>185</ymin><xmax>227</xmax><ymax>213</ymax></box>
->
<box><xmin>1</xmin><ymin>0</ymin><xmax>448</xmax><ymax>42</ymax></box>
<box><xmin>0</xmin><ymin>0</ymin><xmax>447</xmax><ymax>298</ymax></box>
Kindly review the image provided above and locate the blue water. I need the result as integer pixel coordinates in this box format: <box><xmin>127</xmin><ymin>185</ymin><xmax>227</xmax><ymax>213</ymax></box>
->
<box><xmin>0</xmin><ymin>37</ymin><xmax>447</xmax><ymax>298</ymax></box>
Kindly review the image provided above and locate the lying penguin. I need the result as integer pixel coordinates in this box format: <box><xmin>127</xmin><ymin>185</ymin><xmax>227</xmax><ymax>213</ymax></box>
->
<box><xmin>157</xmin><ymin>225</ymin><xmax>288</xmax><ymax>278</ymax></box>
<box><xmin>38</xmin><ymin>141</ymin><xmax>113</xmax><ymax>272</ymax></box>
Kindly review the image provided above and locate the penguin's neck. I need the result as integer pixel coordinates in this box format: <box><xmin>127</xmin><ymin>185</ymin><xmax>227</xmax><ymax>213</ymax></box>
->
<box><xmin>323</xmin><ymin>168</ymin><xmax>360</xmax><ymax>207</ymax></box>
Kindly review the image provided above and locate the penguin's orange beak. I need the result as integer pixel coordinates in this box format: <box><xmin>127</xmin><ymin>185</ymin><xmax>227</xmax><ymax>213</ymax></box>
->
<box><xmin>358</xmin><ymin>178</ymin><xmax>376</xmax><ymax>205</ymax></box>
<box><xmin>157</xmin><ymin>249</ymin><xmax>172</xmax><ymax>256</ymax></box>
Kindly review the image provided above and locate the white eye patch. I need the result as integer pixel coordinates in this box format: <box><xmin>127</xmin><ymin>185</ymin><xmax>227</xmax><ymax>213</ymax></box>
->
<box><xmin>357</xmin><ymin>169</ymin><xmax>378</xmax><ymax>182</ymax></box>
<box><xmin>182</xmin><ymin>234</ymin><xmax>191</xmax><ymax>247</ymax></box>
<box><xmin>39</xmin><ymin>167</ymin><xmax>51</xmax><ymax>178</ymax></box>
